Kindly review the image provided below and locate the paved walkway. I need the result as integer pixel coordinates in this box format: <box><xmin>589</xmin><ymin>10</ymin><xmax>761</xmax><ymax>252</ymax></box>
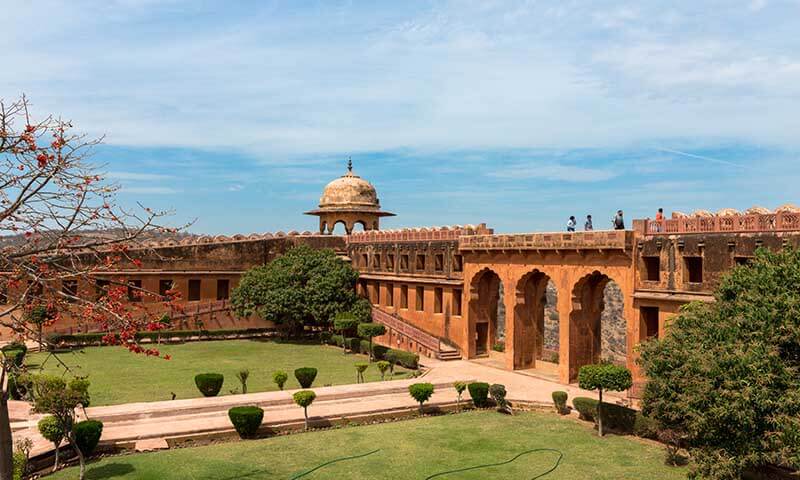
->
<box><xmin>11</xmin><ymin>358</ymin><xmax>625</xmax><ymax>458</ymax></box>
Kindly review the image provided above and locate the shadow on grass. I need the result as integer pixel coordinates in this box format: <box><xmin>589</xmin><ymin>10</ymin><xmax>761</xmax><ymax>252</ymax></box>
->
<box><xmin>84</xmin><ymin>462</ymin><xmax>136</xmax><ymax>479</ymax></box>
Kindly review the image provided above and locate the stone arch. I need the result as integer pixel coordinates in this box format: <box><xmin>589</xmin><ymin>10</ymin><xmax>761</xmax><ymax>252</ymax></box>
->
<box><xmin>468</xmin><ymin>268</ymin><xmax>504</xmax><ymax>356</ymax></box>
<box><xmin>353</xmin><ymin>220</ymin><xmax>368</xmax><ymax>232</ymax></box>
<box><xmin>568</xmin><ymin>271</ymin><xmax>627</xmax><ymax>381</ymax></box>
<box><xmin>320</xmin><ymin>221</ymin><xmax>328</xmax><ymax>234</ymax></box>
<box><xmin>513</xmin><ymin>270</ymin><xmax>558</xmax><ymax>369</ymax></box>
<box><xmin>331</xmin><ymin>220</ymin><xmax>348</xmax><ymax>235</ymax></box>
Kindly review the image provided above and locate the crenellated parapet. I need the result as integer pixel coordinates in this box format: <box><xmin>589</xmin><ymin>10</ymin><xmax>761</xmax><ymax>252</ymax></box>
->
<box><xmin>459</xmin><ymin>230</ymin><xmax>634</xmax><ymax>252</ymax></box>
<box><xmin>348</xmin><ymin>223</ymin><xmax>493</xmax><ymax>244</ymax></box>
<box><xmin>638</xmin><ymin>204</ymin><xmax>800</xmax><ymax>236</ymax></box>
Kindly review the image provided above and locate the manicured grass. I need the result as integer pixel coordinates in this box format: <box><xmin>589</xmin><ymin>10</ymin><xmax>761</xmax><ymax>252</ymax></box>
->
<box><xmin>26</xmin><ymin>340</ymin><xmax>412</xmax><ymax>406</ymax></box>
<box><xmin>48</xmin><ymin>410</ymin><xmax>687</xmax><ymax>480</ymax></box>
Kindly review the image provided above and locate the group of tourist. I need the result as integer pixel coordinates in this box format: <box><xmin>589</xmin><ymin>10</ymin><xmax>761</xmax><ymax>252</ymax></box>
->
<box><xmin>565</xmin><ymin>208</ymin><xmax>669</xmax><ymax>232</ymax></box>
<box><xmin>566</xmin><ymin>210</ymin><xmax>627</xmax><ymax>232</ymax></box>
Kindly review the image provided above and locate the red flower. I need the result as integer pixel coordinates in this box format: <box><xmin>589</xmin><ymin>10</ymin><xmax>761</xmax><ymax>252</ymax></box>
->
<box><xmin>164</xmin><ymin>355</ymin><xmax>171</xmax><ymax>361</ymax></box>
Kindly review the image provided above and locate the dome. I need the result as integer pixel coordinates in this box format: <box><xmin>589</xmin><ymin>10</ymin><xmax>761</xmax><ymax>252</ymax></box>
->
<box><xmin>318</xmin><ymin>170</ymin><xmax>380</xmax><ymax>210</ymax></box>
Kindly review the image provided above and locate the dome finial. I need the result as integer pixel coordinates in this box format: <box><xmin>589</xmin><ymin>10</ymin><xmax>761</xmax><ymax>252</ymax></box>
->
<box><xmin>347</xmin><ymin>157</ymin><xmax>352</xmax><ymax>173</ymax></box>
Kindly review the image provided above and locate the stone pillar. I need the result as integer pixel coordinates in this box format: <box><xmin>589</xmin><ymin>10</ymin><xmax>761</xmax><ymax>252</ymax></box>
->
<box><xmin>503</xmin><ymin>273</ymin><xmax>517</xmax><ymax>370</ymax></box>
<box><xmin>557</xmin><ymin>275</ymin><xmax>573</xmax><ymax>384</ymax></box>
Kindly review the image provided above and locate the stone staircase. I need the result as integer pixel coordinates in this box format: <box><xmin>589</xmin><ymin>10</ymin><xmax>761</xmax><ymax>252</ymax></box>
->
<box><xmin>371</xmin><ymin>307</ymin><xmax>462</xmax><ymax>361</ymax></box>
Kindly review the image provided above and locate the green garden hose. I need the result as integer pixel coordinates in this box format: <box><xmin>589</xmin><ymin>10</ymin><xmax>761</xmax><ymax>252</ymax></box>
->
<box><xmin>289</xmin><ymin>449</ymin><xmax>381</xmax><ymax>479</ymax></box>
<box><xmin>423</xmin><ymin>448</ymin><xmax>564</xmax><ymax>480</ymax></box>
<box><xmin>287</xmin><ymin>447</ymin><xmax>563</xmax><ymax>479</ymax></box>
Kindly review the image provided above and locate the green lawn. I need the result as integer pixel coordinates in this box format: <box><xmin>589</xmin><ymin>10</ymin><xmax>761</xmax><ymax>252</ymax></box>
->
<box><xmin>48</xmin><ymin>410</ymin><xmax>686</xmax><ymax>480</ymax></box>
<box><xmin>26</xmin><ymin>340</ymin><xmax>412</xmax><ymax>406</ymax></box>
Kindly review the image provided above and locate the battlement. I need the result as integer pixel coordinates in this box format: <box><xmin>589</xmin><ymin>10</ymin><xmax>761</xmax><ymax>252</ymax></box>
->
<box><xmin>459</xmin><ymin>230</ymin><xmax>634</xmax><ymax>252</ymax></box>
<box><xmin>347</xmin><ymin>224</ymin><xmax>493</xmax><ymax>244</ymax></box>
<box><xmin>639</xmin><ymin>209</ymin><xmax>800</xmax><ymax>236</ymax></box>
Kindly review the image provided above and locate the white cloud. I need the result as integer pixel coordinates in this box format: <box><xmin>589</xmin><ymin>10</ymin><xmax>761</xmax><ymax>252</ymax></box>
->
<box><xmin>2</xmin><ymin>0</ymin><xmax>800</xmax><ymax>155</ymax></box>
<box><xmin>488</xmin><ymin>163</ymin><xmax>617</xmax><ymax>182</ymax></box>
<box><xmin>106</xmin><ymin>171</ymin><xmax>174</xmax><ymax>181</ymax></box>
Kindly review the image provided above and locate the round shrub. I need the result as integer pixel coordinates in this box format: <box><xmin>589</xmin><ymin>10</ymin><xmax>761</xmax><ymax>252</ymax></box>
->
<box><xmin>408</xmin><ymin>383</ymin><xmax>434</xmax><ymax>413</ymax></box>
<box><xmin>634</xmin><ymin>412</ymin><xmax>660</xmax><ymax>440</ymax></box>
<box><xmin>572</xmin><ymin>397</ymin><xmax>599</xmax><ymax>422</ymax></box>
<box><xmin>294</xmin><ymin>367</ymin><xmax>318</xmax><ymax>388</ymax></box>
<box><xmin>489</xmin><ymin>384</ymin><xmax>509</xmax><ymax>411</ymax></box>
<box><xmin>468</xmin><ymin>382</ymin><xmax>490</xmax><ymax>408</ymax></box>
<box><xmin>74</xmin><ymin>419</ymin><xmax>103</xmax><ymax>457</ymax></box>
<box><xmin>293</xmin><ymin>390</ymin><xmax>316</xmax><ymax>408</ymax></box>
<box><xmin>552</xmin><ymin>391</ymin><xmax>568</xmax><ymax>415</ymax></box>
<box><xmin>38</xmin><ymin>415</ymin><xmax>65</xmax><ymax>445</ymax></box>
<box><xmin>376</xmin><ymin>360</ymin><xmax>391</xmax><ymax>380</ymax></box>
<box><xmin>272</xmin><ymin>371</ymin><xmax>288</xmax><ymax>390</ymax></box>
<box><xmin>602</xmin><ymin>403</ymin><xmax>637</xmax><ymax>433</ymax></box>
<box><xmin>228</xmin><ymin>406</ymin><xmax>264</xmax><ymax>439</ymax></box>
<box><xmin>194</xmin><ymin>373</ymin><xmax>224</xmax><ymax>397</ymax></box>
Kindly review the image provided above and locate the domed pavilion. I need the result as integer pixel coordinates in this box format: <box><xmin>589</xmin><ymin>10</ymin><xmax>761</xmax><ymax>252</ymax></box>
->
<box><xmin>305</xmin><ymin>159</ymin><xmax>395</xmax><ymax>234</ymax></box>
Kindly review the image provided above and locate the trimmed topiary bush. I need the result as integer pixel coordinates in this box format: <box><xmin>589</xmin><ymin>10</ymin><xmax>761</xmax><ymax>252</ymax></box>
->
<box><xmin>357</xmin><ymin>323</ymin><xmax>387</xmax><ymax>361</ymax></box>
<box><xmin>552</xmin><ymin>391</ymin><xmax>569</xmax><ymax>415</ymax></box>
<box><xmin>228</xmin><ymin>406</ymin><xmax>264</xmax><ymax>439</ymax></box>
<box><xmin>468</xmin><ymin>382</ymin><xmax>490</xmax><ymax>408</ymax></box>
<box><xmin>354</xmin><ymin>362</ymin><xmax>369</xmax><ymax>383</ymax></box>
<box><xmin>334</xmin><ymin>313</ymin><xmax>360</xmax><ymax>354</ymax></box>
<box><xmin>385</xmin><ymin>349</ymin><xmax>419</xmax><ymax>369</ymax></box>
<box><xmin>634</xmin><ymin>412</ymin><xmax>660</xmax><ymax>440</ymax></box>
<box><xmin>408</xmin><ymin>383</ymin><xmax>434</xmax><ymax>413</ymax></box>
<box><xmin>293</xmin><ymin>390</ymin><xmax>316</xmax><ymax>430</ymax></box>
<box><xmin>194</xmin><ymin>373</ymin><xmax>224</xmax><ymax>397</ymax></box>
<box><xmin>272</xmin><ymin>370</ymin><xmax>288</xmax><ymax>390</ymax></box>
<box><xmin>573</xmin><ymin>397</ymin><xmax>599</xmax><ymax>422</ymax></box>
<box><xmin>489</xmin><ymin>384</ymin><xmax>511</xmax><ymax>414</ymax></box>
<box><xmin>454</xmin><ymin>381</ymin><xmax>467</xmax><ymax>410</ymax></box>
<box><xmin>294</xmin><ymin>367</ymin><xmax>318</xmax><ymax>388</ymax></box>
<box><xmin>74</xmin><ymin>419</ymin><xmax>103</xmax><ymax>457</ymax></box>
<box><xmin>38</xmin><ymin>415</ymin><xmax>65</xmax><ymax>472</ymax></box>
<box><xmin>376</xmin><ymin>360</ymin><xmax>391</xmax><ymax>380</ymax></box>
<box><xmin>578</xmin><ymin>364</ymin><xmax>633</xmax><ymax>436</ymax></box>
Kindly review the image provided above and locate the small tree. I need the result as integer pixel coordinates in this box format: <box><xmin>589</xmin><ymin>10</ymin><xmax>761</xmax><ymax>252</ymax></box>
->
<box><xmin>409</xmin><ymin>383</ymin><xmax>434</xmax><ymax>414</ymax></box>
<box><xmin>453</xmin><ymin>381</ymin><xmax>467</xmax><ymax>411</ymax></box>
<box><xmin>293</xmin><ymin>390</ymin><xmax>316</xmax><ymax>430</ymax></box>
<box><xmin>272</xmin><ymin>371</ymin><xmax>288</xmax><ymax>391</ymax></box>
<box><xmin>28</xmin><ymin>375</ymin><xmax>92</xmax><ymax>480</ymax></box>
<box><xmin>334</xmin><ymin>313</ymin><xmax>359</xmax><ymax>354</ymax></box>
<box><xmin>354</xmin><ymin>362</ymin><xmax>368</xmax><ymax>383</ymax></box>
<box><xmin>376</xmin><ymin>361</ymin><xmax>391</xmax><ymax>381</ymax></box>
<box><xmin>357</xmin><ymin>323</ymin><xmax>386</xmax><ymax>362</ymax></box>
<box><xmin>37</xmin><ymin>416</ymin><xmax>64</xmax><ymax>472</ymax></box>
<box><xmin>294</xmin><ymin>367</ymin><xmax>317</xmax><ymax>388</ymax></box>
<box><xmin>578</xmin><ymin>364</ymin><xmax>632</xmax><ymax>436</ymax></box>
<box><xmin>236</xmin><ymin>369</ymin><xmax>250</xmax><ymax>395</ymax></box>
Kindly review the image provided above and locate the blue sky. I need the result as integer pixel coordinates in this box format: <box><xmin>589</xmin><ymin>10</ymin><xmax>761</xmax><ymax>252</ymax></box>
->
<box><xmin>3</xmin><ymin>1</ymin><xmax>800</xmax><ymax>234</ymax></box>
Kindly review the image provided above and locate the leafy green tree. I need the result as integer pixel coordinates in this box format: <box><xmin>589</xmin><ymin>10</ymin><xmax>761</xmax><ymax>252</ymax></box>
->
<box><xmin>231</xmin><ymin>246</ymin><xmax>361</xmax><ymax>334</ymax></box>
<box><xmin>357</xmin><ymin>323</ymin><xmax>386</xmax><ymax>362</ymax></box>
<box><xmin>638</xmin><ymin>247</ymin><xmax>800</xmax><ymax>479</ymax></box>
<box><xmin>578</xmin><ymin>364</ymin><xmax>632</xmax><ymax>437</ymax></box>
<box><xmin>453</xmin><ymin>381</ymin><xmax>467</xmax><ymax>410</ymax></box>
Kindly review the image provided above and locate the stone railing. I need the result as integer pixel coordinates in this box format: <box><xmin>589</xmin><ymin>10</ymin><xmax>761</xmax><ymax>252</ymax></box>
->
<box><xmin>642</xmin><ymin>212</ymin><xmax>800</xmax><ymax>236</ymax></box>
<box><xmin>459</xmin><ymin>230</ymin><xmax>634</xmax><ymax>251</ymax></box>
<box><xmin>348</xmin><ymin>224</ymin><xmax>493</xmax><ymax>244</ymax></box>
<box><xmin>371</xmin><ymin>307</ymin><xmax>440</xmax><ymax>353</ymax></box>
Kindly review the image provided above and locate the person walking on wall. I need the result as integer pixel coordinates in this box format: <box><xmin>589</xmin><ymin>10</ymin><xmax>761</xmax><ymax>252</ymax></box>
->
<box><xmin>613</xmin><ymin>210</ymin><xmax>625</xmax><ymax>230</ymax></box>
<box><xmin>567</xmin><ymin>216</ymin><xmax>576</xmax><ymax>232</ymax></box>
<box><xmin>584</xmin><ymin>215</ymin><xmax>593</xmax><ymax>231</ymax></box>
<box><xmin>654</xmin><ymin>207</ymin><xmax>664</xmax><ymax>232</ymax></box>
